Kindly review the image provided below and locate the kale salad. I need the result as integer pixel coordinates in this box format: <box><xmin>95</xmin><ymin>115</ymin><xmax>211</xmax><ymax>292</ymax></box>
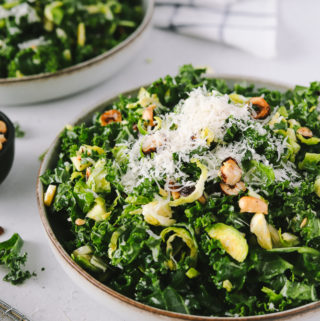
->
<box><xmin>0</xmin><ymin>0</ymin><xmax>142</xmax><ymax>78</ymax></box>
<box><xmin>41</xmin><ymin>66</ymin><xmax>320</xmax><ymax>317</ymax></box>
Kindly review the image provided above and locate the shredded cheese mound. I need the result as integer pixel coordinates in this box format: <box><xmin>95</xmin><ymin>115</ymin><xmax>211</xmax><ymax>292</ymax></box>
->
<box><xmin>121</xmin><ymin>87</ymin><xmax>293</xmax><ymax>192</ymax></box>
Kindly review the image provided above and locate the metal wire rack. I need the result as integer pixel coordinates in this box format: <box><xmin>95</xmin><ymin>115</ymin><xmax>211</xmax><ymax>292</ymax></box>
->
<box><xmin>0</xmin><ymin>300</ymin><xmax>30</xmax><ymax>321</ymax></box>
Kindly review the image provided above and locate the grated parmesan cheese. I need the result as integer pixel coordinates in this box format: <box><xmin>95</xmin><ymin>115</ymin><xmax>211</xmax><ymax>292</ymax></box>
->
<box><xmin>0</xmin><ymin>3</ymin><xmax>40</xmax><ymax>24</ymax></box>
<box><xmin>18</xmin><ymin>36</ymin><xmax>49</xmax><ymax>50</ymax></box>
<box><xmin>120</xmin><ymin>87</ymin><xmax>295</xmax><ymax>192</ymax></box>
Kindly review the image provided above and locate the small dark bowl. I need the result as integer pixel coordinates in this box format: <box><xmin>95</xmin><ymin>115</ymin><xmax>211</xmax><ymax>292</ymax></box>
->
<box><xmin>0</xmin><ymin>111</ymin><xmax>15</xmax><ymax>184</ymax></box>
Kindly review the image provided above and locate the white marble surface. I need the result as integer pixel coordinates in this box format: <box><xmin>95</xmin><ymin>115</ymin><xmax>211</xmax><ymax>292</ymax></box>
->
<box><xmin>1</xmin><ymin>0</ymin><xmax>320</xmax><ymax>320</ymax></box>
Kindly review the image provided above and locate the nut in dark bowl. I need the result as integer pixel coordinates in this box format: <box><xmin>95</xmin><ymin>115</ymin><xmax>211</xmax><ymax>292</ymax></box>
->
<box><xmin>0</xmin><ymin>111</ymin><xmax>15</xmax><ymax>184</ymax></box>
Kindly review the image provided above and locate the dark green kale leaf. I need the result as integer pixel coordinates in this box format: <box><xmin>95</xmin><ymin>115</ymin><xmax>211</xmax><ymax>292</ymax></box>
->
<box><xmin>14</xmin><ymin>122</ymin><xmax>25</xmax><ymax>138</ymax></box>
<box><xmin>0</xmin><ymin>233</ymin><xmax>34</xmax><ymax>285</ymax></box>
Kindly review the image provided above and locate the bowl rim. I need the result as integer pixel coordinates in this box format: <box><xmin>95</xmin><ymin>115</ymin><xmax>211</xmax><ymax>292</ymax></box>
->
<box><xmin>0</xmin><ymin>111</ymin><xmax>15</xmax><ymax>155</ymax></box>
<box><xmin>36</xmin><ymin>75</ymin><xmax>320</xmax><ymax>321</ymax></box>
<box><xmin>0</xmin><ymin>0</ymin><xmax>154</xmax><ymax>84</ymax></box>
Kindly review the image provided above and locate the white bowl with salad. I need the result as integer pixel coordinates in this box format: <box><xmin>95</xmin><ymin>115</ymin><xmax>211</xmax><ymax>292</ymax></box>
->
<box><xmin>37</xmin><ymin>66</ymin><xmax>320</xmax><ymax>320</ymax></box>
<box><xmin>0</xmin><ymin>0</ymin><xmax>153</xmax><ymax>105</ymax></box>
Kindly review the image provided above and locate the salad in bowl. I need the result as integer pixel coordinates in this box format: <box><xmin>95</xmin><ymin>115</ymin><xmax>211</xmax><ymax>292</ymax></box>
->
<box><xmin>0</xmin><ymin>0</ymin><xmax>153</xmax><ymax>105</ymax></box>
<box><xmin>39</xmin><ymin>66</ymin><xmax>320</xmax><ymax>317</ymax></box>
<box><xmin>0</xmin><ymin>0</ymin><xmax>143</xmax><ymax>78</ymax></box>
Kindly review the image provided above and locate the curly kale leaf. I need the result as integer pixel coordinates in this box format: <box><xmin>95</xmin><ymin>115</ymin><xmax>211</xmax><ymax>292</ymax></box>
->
<box><xmin>0</xmin><ymin>233</ymin><xmax>34</xmax><ymax>285</ymax></box>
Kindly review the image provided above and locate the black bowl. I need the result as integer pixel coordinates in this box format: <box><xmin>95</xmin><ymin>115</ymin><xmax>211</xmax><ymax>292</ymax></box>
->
<box><xmin>0</xmin><ymin>111</ymin><xmax>15</xmax><ymax>184</ymax></box>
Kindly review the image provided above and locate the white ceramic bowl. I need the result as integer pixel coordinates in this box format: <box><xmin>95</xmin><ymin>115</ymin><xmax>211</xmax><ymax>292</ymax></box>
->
<box><xmin>37</xmin><ymin>77</ymin><xmax>320</xmax><ymax>321</ymax></box>
<box><xmin>0</xmin><ymin>0</ymin><xmax>154</xmax><ymax>106</ymax></box>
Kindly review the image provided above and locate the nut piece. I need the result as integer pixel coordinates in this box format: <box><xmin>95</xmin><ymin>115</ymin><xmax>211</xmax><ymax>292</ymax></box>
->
<box><xmin>171</xmin><ymin>191</ymin><xmax>180</xmax><ymax>200</ymax></box>
<box><xmin>198</xmin><ymin>195</ymin><xmax>206</xmax><ymax>204</ymax></box>
<box><xmin>297</xmin><ymin>127</ymin><xmax>313</xmax><ymax>138</ymax></box>
<box><xmin>0</xmin><ymin>134</ymin><xmax>6</xmax><ymax>144</ymax></box>
<box><xmin>249</xmin><ymin>97</ymin><xmax>270</xmax><ymax>119</ymax></box>
<box><xmin>142</xmin><ymin>104</ymin><xmax>156</xmax><ymax>127</ymax></box>
<box><xmin>141</xmin><ymin>134</ymin><xmax>163</xmax><ymax>154</ymax></box>
<box><xmin>100</xmin><ymin>110</ymin><xmax>122</xmax><ymax>126</ymax></box>
<box><xmin>168</xmin><ymin>183</ymin><xmax>196</xmax><ymax>200</ymax></box>
<box><xmin>75</xmin><ymin>218</ymin><xmax>86</xmax><ymax>226</ymax></box>
<box><xmin>86</xmin><ymin>167</ymin><xmax>91</xmax><ymax>180</ymax></box>
<box><xmin>0</xmin><ymin>120</ymin><xmax>7</xmax><ymax>134</ymax></box>
<box><xmin>0</xmin><ymin>226</ymin><xmax>4</xmax><ymax>236</ymax></box>
<box><xmin>220</xmin><ymin>181</ymin><xmax>246</xmax><ymax>196</ymax></box>
<box><xmin>239</xmin><ymin>196</ymin><xmax>268</xmax><ymax>214</ymax></box>
<box><xmin>220</xmin><ymin>158</ymin><xmax>242</xmax><ymax>186</ymax></box>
